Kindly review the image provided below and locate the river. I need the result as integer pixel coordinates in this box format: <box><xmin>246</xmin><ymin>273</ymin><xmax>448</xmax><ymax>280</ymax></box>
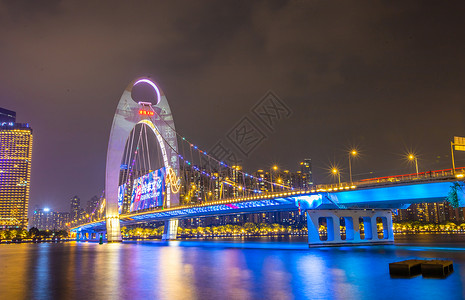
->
<box><xmin>0</xmin><ymin>234</ymin><xmax>464</xmax><ymax>300</ymax></box>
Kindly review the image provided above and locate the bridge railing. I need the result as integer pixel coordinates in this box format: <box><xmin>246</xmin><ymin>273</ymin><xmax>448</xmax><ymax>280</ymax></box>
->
<box><xmin>355</xmin><ymin>167</ymin><xmax>464</xmax><ymax>186</ymax></box>
<box><xmin>312</xmin><ymin>167</ymin><xmax>465</xmax><ymax>192</ymax></box>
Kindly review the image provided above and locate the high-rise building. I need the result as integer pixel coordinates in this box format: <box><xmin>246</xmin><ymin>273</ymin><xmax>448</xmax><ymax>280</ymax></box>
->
<box><xmin>299</xmin><ymin>158</ymin><xmax>313</xmax><ymax>189</ymax></box>
<box><xmin>0</xmin><ymin>109</ymin><xmax>33</xmax><ymax>230</ymax></box>
<box><xmin>393</xmin><ymin>201</ymin><xmax>464</xmax><ymax>224</ymax></box>
<box><xmin>30</xmin><ymin>208</ymin><xmax>70</xmax><ymax>231</ymax></box>
<box><xmin>253</xmin><ymin>170</ymin><xmax>269</xmax><ymax>192</ymax></box>
<box><xmin>55</xmin><ymin>212</ymin><xmax>70</xmax><ymax>230</ymax></box>
<box><xmin>86</xmin><ymin>195</ymin><xmax>100</xmax><ymax>215</ymax></box>
<box><xmin>70</xmin><ymin>196</ymin><xmax>80</xmax><ymax>221</ymax></box>
<box><xmin>0</xmin><ymin>107</ymin><xmax>16</xmax><ymax>123</ymax></box>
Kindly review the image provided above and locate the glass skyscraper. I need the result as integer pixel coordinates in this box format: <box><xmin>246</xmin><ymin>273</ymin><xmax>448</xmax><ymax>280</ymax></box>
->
<box><xmin>0</xmin><ymin>108</ymin><xmax>33</xmax><ymax>229</ymax></box>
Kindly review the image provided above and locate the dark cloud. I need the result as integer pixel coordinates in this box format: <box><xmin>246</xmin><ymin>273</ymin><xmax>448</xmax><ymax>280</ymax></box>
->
<box><xmin>0</xmin><ymin>0</ymin><xmax>464</xmax><ymax>212</ymax></box>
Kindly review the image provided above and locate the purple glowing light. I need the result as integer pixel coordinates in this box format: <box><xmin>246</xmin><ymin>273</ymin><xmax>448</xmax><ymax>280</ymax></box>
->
<box><xmin>134</xmin><ymin>79</ymin><xmax>161</xmax><ymax>105</ymax></box>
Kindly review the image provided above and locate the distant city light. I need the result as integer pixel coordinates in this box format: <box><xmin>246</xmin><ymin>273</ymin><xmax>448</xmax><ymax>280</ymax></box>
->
<box><xmin>44</xmin><ymin>208</ymin><xmax>50</xmax><ymax>212</ymax></box>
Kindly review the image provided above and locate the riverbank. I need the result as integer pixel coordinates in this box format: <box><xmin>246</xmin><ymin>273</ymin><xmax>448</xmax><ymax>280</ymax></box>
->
<box><xmin>0</xmin><ymin>238</ymin><xmax>73</xmax><ymax>244</ymax></box>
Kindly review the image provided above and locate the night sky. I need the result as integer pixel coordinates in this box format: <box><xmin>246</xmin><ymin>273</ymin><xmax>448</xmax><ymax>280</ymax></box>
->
<box><xmin>1</xmin><ymin>1</ymin><xmax>464</xmax><ymax>213</ymax></box>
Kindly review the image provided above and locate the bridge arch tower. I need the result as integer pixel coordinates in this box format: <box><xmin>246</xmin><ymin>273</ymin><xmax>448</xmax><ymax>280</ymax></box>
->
<box><xmin>105</xmin><ymin>78</ymin><xmax>179</xmax><ymax>242</ymax></box>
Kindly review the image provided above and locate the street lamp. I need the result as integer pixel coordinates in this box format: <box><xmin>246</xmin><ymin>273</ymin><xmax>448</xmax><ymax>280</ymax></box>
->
<box><xmin>277</xmin><ymin>178</ymin><xmax>283</xmax><ymax>190</ymax></box>
<box><xmin>270</xmin><ymin>165</ymin><xmax>278</xmax><ymax>192</ymax></box>
<box><xmin>348</xmin><ymin>149</ymin><xmax>358</xmax><ymax>184</ymax></box>
<box><xmin>331</xmin><ymin>167</ymin><xmax>341</xmax><ymax>187</ymax></box>
<box><xmin>408</xmin><ymin>153</ymin><xmax>419</xmax><ymax>176</ymax></box>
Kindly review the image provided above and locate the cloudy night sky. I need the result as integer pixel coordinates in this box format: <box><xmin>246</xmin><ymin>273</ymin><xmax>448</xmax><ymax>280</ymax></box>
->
<box><xmin>1</xmin><ymin>1</ymin><xmax>464</xmax><ymax>212</ymax></box>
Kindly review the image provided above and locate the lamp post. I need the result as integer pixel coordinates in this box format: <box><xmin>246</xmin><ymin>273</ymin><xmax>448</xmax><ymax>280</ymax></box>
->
<box><xmin>348</xmin><ymin>149</ymin><xmax>357</xmax><ymax>184</ymax></box>
<box><xmin>331</xmin><ymin>168</ymin><xmax>341</xmax><ymax>187</ymax></box>
<box><xmin>277</xmin><ymin>178</ymin><xmax>283</xmax><ymax>191</ymax></box>
<box><xmin>270</xmin><ymin>165</ymin><xmax>278</xmax><ymax>192</ymax></box>
<box><xmin>408</xmin><ymin>154</ymin><xmax>419</xmax><ymax>177</ymax></box>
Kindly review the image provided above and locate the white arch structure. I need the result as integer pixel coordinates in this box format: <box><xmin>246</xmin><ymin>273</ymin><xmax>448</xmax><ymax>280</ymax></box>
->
<box><xmin>105</xmin><ymin>78</ymin><xmax>179</xmax><ymax>242</ymax></box>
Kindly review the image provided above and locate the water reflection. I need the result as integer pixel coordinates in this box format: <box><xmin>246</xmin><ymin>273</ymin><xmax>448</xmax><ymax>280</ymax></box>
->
<box><xmin>0</xmin><ymin>245</ymin><xmax>29</xmax><ymax>299</ymax></box>
<box><xmin>0</xmin><ymin>236</ymin><xmax>464</xmax><ymax>299</ymax></box>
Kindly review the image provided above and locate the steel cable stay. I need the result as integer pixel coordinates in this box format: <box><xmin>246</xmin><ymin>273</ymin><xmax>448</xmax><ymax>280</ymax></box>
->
<box><xmin>122</xmin><ymin>106</ymin><xmax>290</xmax><ymax>209</ymax></box>
<box><xmin>147</xmin><ymin>105</ymin><xmax>293</xmax><ymax>191</ymax></box>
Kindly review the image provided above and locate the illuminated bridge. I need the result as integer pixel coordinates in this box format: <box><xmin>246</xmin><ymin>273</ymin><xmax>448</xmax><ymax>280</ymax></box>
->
<box><xmin>70</xmin><ymin>77</ymin><xmax>465</xmax><ymax>247</ymax></box>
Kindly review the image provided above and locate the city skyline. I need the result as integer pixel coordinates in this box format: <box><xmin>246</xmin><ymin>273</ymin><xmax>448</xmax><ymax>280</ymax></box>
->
<box><xmin>1</xmin><ymin>3</ymin><xmax>465</xmax><ymax>299</ymax></box>
<box><xmin>1</xmin><ymin>1</ymin><xmax>464</xmax><ymax>212</ymax></box>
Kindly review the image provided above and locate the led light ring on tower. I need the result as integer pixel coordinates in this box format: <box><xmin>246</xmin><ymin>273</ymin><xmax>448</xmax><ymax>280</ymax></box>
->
<box><xmin>134</xmin><ymin>79</ymin><xmax>161</xmax><ymax>105</ymax></box>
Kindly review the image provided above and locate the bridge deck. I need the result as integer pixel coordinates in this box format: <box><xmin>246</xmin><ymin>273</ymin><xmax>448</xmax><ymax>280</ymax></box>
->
<box><xmin>71</xmin><ymin>177</ymin><xmax>464</xmax><ymax>232</ymax></box>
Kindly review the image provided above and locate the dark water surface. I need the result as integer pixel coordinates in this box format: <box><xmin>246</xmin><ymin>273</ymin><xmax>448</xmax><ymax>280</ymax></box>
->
<box><xmin>1</xmin><ymin>235</ymin><xmax>465</xmax><ymax>300</ymax></box>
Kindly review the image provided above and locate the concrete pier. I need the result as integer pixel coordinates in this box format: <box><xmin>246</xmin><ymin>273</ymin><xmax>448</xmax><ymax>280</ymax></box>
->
<box><xmin>162</xmin><ymin>219</ymin><xmax>179</xmax><ymax>240</ymax></box>
<box><xmin>307</xmin><ymin>209</ymin><xmax>394</xmax><ymax>247</ymax></box>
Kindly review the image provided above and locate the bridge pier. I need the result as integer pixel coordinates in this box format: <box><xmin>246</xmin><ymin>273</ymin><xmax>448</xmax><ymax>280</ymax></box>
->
<box><xmin>162</xmin><ymin>219</ymin><xmax>178</xmax><ymax>240</ymax></box>
<box><xmin>77</xmin><ymin>231</ymin><xmax>88</xmax><ymax>241</ymax></box>
<box><xmin>106</xmin><ymin>215</ymin><xmax>122</xmax><ymax>243</ymax></box>
<box><xmin>306</xmin><ymin>209</ymin><xmax>394</xmax><ymax>247</ymax></box>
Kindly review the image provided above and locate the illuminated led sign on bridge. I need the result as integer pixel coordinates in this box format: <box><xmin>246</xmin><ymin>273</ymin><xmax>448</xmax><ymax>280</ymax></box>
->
<box><xmin>138</xmin><ymin>109</ymin><xmax>154</xmax><ymax>116</ymax></box>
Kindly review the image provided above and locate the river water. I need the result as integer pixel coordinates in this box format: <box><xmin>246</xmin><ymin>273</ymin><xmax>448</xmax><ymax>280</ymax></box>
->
<box><xmin>1</xmin><ymin>234</ymin><xmax>465</xmax><ymax>300</ymax></box>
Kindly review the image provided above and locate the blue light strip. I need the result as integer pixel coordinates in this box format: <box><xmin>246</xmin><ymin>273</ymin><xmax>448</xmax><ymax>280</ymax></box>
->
<box><xmin>72</xmin><ymin>181</ymin><xmax>463</xmax><ymax>232</ymax></box>
<box><xmin>122</xmin><ymin>198</ymin><xmax>297</xmax><ymax>223</ymax></box>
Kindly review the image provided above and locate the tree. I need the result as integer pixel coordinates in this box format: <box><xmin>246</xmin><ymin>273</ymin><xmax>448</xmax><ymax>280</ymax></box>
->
<box><xmin>29</xmin><ymin>227</ymin><xmax>39</xmax><ymax>238</ymax></box>
<box><xmin>134</xmin><ymin>228</ymin><xmax>143</xmax><ymax>237</ymax></box>
<box><xmin>257</xmin><ymin>223</ymin><xmax>271</xmax><ymax>235</ymax></box>
<box><xmin>8</xmin><ymin>230</ymin><xmax>18</xmax><ymax>239</ymax></box>
<box><xmin>286</xmin><ymin>226</ymin><xmax>293</xmax><ymax>234</ymax></box>
<box><xmin>233</xmin><ymin>225</ymin><xmax>242</xmax><ymax>235</ymax></box>
<box><xmin>243</xmin><ymin>222</ymin><xmax>257</xmax><ymax>235</ymax></box>
<box><xmin>176</xmin><ymin>227</ymin><xmax>183</xmax><ymax>235</ymax></box>
<box><xmin>121</xmin><ymin>227</ymin><xmax>128</xmax><ymax>237</ymax></box>
<box><xmin>217</xmin><ymin>225</ymin><xmax>226</xmax><ymax>235</ymax></box>
<box><xmin>128</xmin><ymin>228</ymin><xmax>137</xmax><ymax>237</ymax></box>
<box><xmin>196</xmin><ymin>227</ymin><xmax>205</xmax><ymax>236</ymax></box>
<box><xmin>224</xmin><ymin>225</ymin><xmax>234</xmax><ymax>236</ymax></box>
<box><xmin>56</xmin><ymin>230</ymin><xmax>69</xmax><ymax>238</ymax></box>
<box><xmin>205</xmin><ymin>227</ymin><xmax>212</xmax><ymax>236</ymax></box>
<box><xmin>157</xmin><ymin>226</ymin><xmax>164</xmax><ymax>236</ymax></box>
<box><xmin>17</xmin><ymin>229</ymin><xmax>28</xmax><ymax>239</ymax></box>
<box><xmin>143</xmin><ymin>228</ymin><xmax>151</xmax><ymax>237</ymax></box>
<box><xmin>191</xmin><ymin>228</ymin><xmax>198</xmax><ymax>236</ymax></box>
<box><xmin>272</xmin><ymin>223</ymin><xmax>282</xmax><ymax>234</ymax></box>
<box><xmin>447</xmin><ymin>182</ymin><xmax>464</xmax><ymax>208</ymax></box>
<box><xmin>212</xmin><ymin>226</ymin><xmax>219</xmax><ymax>236</ymax></box>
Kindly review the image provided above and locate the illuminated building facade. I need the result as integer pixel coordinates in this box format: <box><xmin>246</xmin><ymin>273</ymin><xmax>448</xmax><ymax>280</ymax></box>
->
<box><xmin>299</xmin><ymin>158</ymin><xmax>313</xmax><ymax>189</ymax></box>
<box><xmin>70</xmin><ymin>196</ymin><xmax>80</xmax><ymax>221</ymax></box>
<box><xmin>0</xmin><ymin>107</ymin><xmax>16</xmax><ymax>123</ymax></box>
<box><xmin>0</xmin><ymin>109</ymin><xmax>33</xmax><ymax>230</ymax></box>
<box><xmin>393</xmin><ymin>201</ymin><xmax>465</xmax><ymax>224</ymax></box>
<box><xmin>86</xmin><ymin>195</ymin><xmax>100</xmax><ymax>215</ymax></box>
<box><xmin>31</xmin><ymin>208</ymin><xmax>70</xmax><ymax>231</ymax></box>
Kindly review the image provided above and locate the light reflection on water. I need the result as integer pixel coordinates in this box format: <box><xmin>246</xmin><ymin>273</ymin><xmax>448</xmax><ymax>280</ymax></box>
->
<box><xmin>0</xmin><ymin>235</ymin><xmax>464</xmax><ymax>300</ymax></box>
